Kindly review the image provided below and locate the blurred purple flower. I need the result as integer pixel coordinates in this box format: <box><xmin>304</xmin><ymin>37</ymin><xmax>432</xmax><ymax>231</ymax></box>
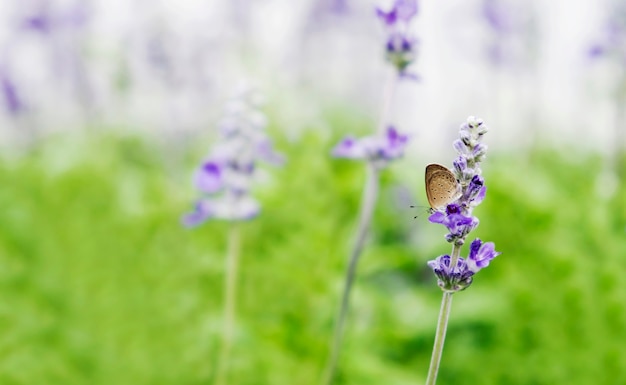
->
<box><xmin>376</xmin><ymin>0</ymin><xmax>418</xmax><ymax>26</ymax></box>
<box><xmin>479</xmin><ymin>0</ymin><xmax>536</xmax><ymax>68</ymax></box>
<box><xmin>394</xmin><ymin>0</ymin><xmax>418</xmax><ymax>22</ymax></box>
<box><xmin>332</xmin><ymin>126</ymin><xmax>408</xmax><ymax>169</ymax></box>
<box><xmin>256</xmin><ymin>139</ymin><xmax>285</xmax><ymax>165</ymax></box>
<box><xmin>21</xmin><ymin>2</ymin><xmax>89</xmax><ymax>34</ymax></box>
<box><xmin>182</xmin><ymin>85</ymin><xmax>283</xmax><ymax>227</ymax></box>
<box><xmin>376</xmin><ymin>0</ymin><xmax>419</xmax><ymax>75</ymax></box>
<box><xmin>481</xmin><ymin>0</ymin><xmax>516</xmax><ymax>35</ymax></box>
<box><xmin>0</xmin><ymin>72</ymin><xmax>24</xmax><ymax>115</ymax></box>
<box><xmin>23</xmin><ymin>15</ymin><xmax>52</xmax><ymax>33</ymax></box>
<box><xmin>194</xmin><ymin>162</ymin><xmax>224</xmax><ymax>194</ymax></box>
<box><xmin>588</xmin><ymin>1</ymin><xmax>626</xmax><ymax>63</ymax></box>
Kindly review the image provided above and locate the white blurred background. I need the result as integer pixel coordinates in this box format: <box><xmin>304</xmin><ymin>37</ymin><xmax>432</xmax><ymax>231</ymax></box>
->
<box><xmin>0</xmin><ymin>0</ymin><xmax>623</xmax><ymax>159</ymax></box>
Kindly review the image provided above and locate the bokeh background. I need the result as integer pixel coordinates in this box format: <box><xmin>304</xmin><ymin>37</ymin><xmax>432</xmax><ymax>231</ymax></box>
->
<box><xmin>0</xmin><ymin>0</ymin><xmax>625</xmax><ymax>384</ymax></box>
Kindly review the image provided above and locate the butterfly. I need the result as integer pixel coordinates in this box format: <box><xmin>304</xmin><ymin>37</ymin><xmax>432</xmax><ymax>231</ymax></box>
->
<box><xmin>424</xmin><ymin>163</ymin><xmax>461</xmax><ymax>212</ymax></box>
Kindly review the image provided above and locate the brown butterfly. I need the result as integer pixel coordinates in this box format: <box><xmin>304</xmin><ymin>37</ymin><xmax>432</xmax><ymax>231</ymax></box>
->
<box><xmin>425</xmin><ymin>164</ymin><xmax>461</xmax><ymax>212</ymax></box>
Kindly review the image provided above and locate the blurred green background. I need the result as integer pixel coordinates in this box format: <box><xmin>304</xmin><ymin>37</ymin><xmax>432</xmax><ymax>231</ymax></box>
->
<box><xmin>0</xmin><ymin>116</ymin><xmax>624</xmax><ymax>385</ymax></box>
<box><xmin>1</xmin><ymin>0</ymin><xmax>625</xmax><ymax>384</ymax></box>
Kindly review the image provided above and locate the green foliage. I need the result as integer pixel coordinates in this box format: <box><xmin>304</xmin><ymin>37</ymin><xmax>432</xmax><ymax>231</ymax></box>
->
<box><xmin>0</xmin><ymin>132</ymin><xmax>624</xmax><ymax>384</ymax></box>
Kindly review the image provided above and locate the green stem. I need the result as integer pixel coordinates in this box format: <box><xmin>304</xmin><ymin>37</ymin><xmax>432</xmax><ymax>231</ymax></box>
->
<box><xmin>424</xmin><ymin>243</ymin><xmax>461</xmax><ymax>385</ymax></box>
<box><xmin>215</xmin><ymin>224</ymin><xmax>241</xmax><ymax>385</ymax></box>
<box><xmin>321</xmin><ymin>165</ymin><xmax>380</xmax><ymax>385</ymax></box>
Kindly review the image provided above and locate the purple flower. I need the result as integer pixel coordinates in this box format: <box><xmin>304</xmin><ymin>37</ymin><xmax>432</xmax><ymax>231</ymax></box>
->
<box><xmin>182</xmin><ymin>85</ymin><xmax>282</xmax><ymax>227</ymax></box>
<box><xmin>460</xmin><ymin>175</ymin><xmax>487</xmax><ymax>208</ymax></box>
<box><xmin>376</xmin><ymin>0</ymin><xmax>419</xmax><ymax>75</ymax></box>
<box><xmin>427</xmin><ymin>239</ymin><xmax>500</xmax><ymax>291</ymax></box>
<box><xmin>588</xmin><ymin>1</ymin><xmax>626</xmax><ymax>64</ymax></box>
<box><xmin>194</xmin><ymin>161</ymin><xmax>224</xmax><ymax>194</ymax></box>
<box><xmin>332</xmin><ymin>126</ymin><xmax>409</xmax><ymax>169</ymax></box>
<box><xmin>427</xmin><ymin>255</ymin><xmax>474</xmax><ymax>292</ymax></box>
<box><xmin>426</xmin><ymin>116</ymin><xmax>500</xmax><ymax>292</ymax></box>
<box><xmin>385</xmin><ymin>33</ymin><xmax>418</xmax><ymax>72</ymax></box>
<box><xmin>588</xmin><ymin>45</ymin><xmax>606</xmax><ymax>58</ymax></box>
<box><xmin>182</xmin><ymin>201</ymin><xmax>213</xmax><ymax>227</ymax></box>
<box><xmin>23</xmin><ymin>15</ymin><xmax>52</xmax><ymax>33</ymax></box>
<box><xmin>21</xmin><ymin>2</ymin><xmax>89</xmax><ymax>34</ymax></box>
<box><xmin>429</xmin><ymin>204</ymin><xmax>479</xmax><ymax>244</ymax></box>
<box><xmin>429</xmin><ymin>117</ymin><xmax>488</xmax><ymax>243</ymax></box>
<box><xmin>466</xmin><ymin>238</ymin><xmax>500</xmax><ymax>273</ymax></box>
<box><xmin>453</xmin><ymin>155</ymin><xmax>474</xmax><ymax>182</ymax></box>
<box><xmin>376</xmin><ymin>0</ymin><xmax>418</xmax><ymax>26</ymax></box>
<box><xmin>1</xmin><ymin>73</ymin><xmax>24</xmax><ymax>115</ymax></box>
<box><xmin>394</xmin><ymin>0</ymin><xmax>418</xmax><ymax>22</ymax></box>
<box><xmin>256</xmin><ymin>139</ymin><xmax>285</xmax><ymax>165</ymax></box>
<box><xmin>376</xmin><ymin>7</ymin><xmax>398</xmax><ymax>26</ymax></box>
<box><xmin>481</xmin><ymin>0</ymin><xmax>516</xmax><ymax>35</ymax></box>
<box><xmin>479</xmin><ymin>0</ymin><xmax>536</xmax><ymax>68</ymax></box>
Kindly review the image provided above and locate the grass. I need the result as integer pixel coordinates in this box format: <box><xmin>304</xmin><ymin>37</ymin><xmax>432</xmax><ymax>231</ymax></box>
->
<box><xmin>0</xmin><ymin>130</ymin><xmax>624</xmax><ymax>384</ymax></box>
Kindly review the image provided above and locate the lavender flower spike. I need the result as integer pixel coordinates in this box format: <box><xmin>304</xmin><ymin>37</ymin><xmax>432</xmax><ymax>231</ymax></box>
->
<box><xmin>182</xmin><ymin>84</ymin><xmax>283</xmax><ymax>227</ymax></box>
<box><xmin>428</xmin><ymin>204</ymin><xmax>479</xmax><ymax>244</ymax></box>
<box><xmin>376</xmin><ymin>0</ymin><xmax>419</xmax><ymax>76</ymax></box>
<box><xmin>428</xmin><ymin>116</ymin><xmax>490</xmax><ymax>245</ymax></box>
<box><xmin>332</xmin><ymin>125</ymin><xmax>408</xmax><ymax>169</ymax></box>
<box><xmin>426</xmin><ymin>116</ymin><xmax>499</xmax><ymax>289</ymax></box>
<box><xmin>427</xmin><ymin>239</ymin><xmax>500</xmax><ymax>292</ymax></box>
<box><xmin>424</xmin><ymin>117</ymin><xmax>500</xmax><ymax>385</ymax></box>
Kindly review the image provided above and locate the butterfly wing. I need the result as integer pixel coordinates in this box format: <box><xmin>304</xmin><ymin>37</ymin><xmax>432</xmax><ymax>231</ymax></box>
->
<box><xmin>425</xmin><ymin>164</ymin><xmax>461</xmax><ymax>211</ymax></box>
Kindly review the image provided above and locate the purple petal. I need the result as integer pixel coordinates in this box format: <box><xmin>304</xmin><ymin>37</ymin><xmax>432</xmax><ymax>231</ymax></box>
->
<box><xmin>256</xmin><ymin>140</ymin><xmax>285</xmax><ymax>165</ymax></box>
<box><xmin>453</xmin><ymin>156</ymin><xmax>468</xmax><ymax>175</ymax></box>
<box><xmin>481</xmin><ymin>0</ymin><xmax>514</xmax><ymax>34</ymax></box>
<box><xmin>376</xmin><ymin>7</ymin><xmax>397</xmax><ymax>26</ymax></box>
<box><xmin>588</xmin><ymin>44</ymin><xmax>606</xmax><ymax>58</ymax></box>
<box><xmin>467</xmin><ymin>239</ymin><xmax>500</xmax><ymax>272</ymax></box>
<box><xmin>453</xmin><ymin>139</ymin><xmax>468</xmax><ymax>154</ymax></box>
<box><xmin>473</xmin><ymin>186</ymin><xmax>487</xmax><ymax>205</ymax></box>
<box><xmin>1</xmin><ymin>75</ymin><xmax>24</xmax><ymax>115</ymax></box>
<box><xmin>394</xmin><ymin>0</ymin><xmax>418</xmax><ymax>22</ymax></box>
<box><xmin>464</xmin><ymin>175</ymin><xmax>485</xmax><ymax>202</ymax></box>
<box><xmin>332</xmin><ymin>136</ymin><xmax>366</xmax><ymax>159</ymax></box>
<box><xmin>23</xmin><ymin>15</ymin><xmax>52</xmax><ymax>33</ymax></box>
<box><xmin>448</xmin><ymin>213</ymin><xmax>475</xmax><ymax>228</ymax></box>
<box><xmin>381</xmin><ymin>126</ymin><xmax>409</xmax><ymax>158</ymax></box>
<box><xmin>428</xmin><ymin>211</ymin><xmax>446</xmax><ymax>224</ymax></box>
<box><xmin>181</xmin><ymin>201</ymin><xmax>212</xmax><ymax>227</ymax></box>
<box><xmin>469</xmin><ymin>238</ymin><xmax>483</xmax><ymax>260</ymax></box>
<box><xmin>194</xmin><ymin>161</ymin><xmax>223</xmax><ymax>193</ymax></box>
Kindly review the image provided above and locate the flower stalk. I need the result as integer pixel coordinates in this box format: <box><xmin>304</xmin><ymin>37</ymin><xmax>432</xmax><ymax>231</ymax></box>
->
<box><xmin>424</xmin><ymin>117</ymin><xmax>501</xmax><ymax>384</ymax></box>
<box><xmin>424</xmin><ymin>242</ymin><xmax>459</xmax><ymax>385</ymax></box>
<box><xmin>181</xmin><ymin>84</ymin><xmax>283</xmax><ymax>385</ymax></box>
<box><xmin>215</xmin><ymin>224</ymin><xmax>241</xmax><ymax>385</ymax></box>
<box><xmin>323</xmin><ymin>2</ymin><xmax>418</xmax><ymax>383</ymax></box>
<box><xmin>425</xmin><ymin>291</ymin><xmax>453</xmax><ymax>385</ymax></box>
<box><xmin>322</xmin><ymin>164</ymin><xmax>380</xmax><ymax>385</ymax></box>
